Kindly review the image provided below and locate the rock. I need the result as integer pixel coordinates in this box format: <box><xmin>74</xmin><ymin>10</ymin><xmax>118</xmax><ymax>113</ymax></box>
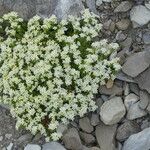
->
<box><xmin>5</xmin><ymin>134</ymin><xmax>12</xmax><ymax>139</ymax></box>
<box><xmin>86</xmin><ymin>0</ymin><xmax>99</xmax><ymax>15</ymax></box>
<box><xmin>17</xmin><ymin>134</ymin><xmax>33</xmax><ymax>145</ymax></box>
<box><xmin>99</xmin><ymin>84</ymin><xmax>123</xmax><ymax>96</ymax></box>
<box><xmin>135</xmin><ymin>67</ymin><xmax>150</xmax><ymax>94</ymax></box>
<box><xmin>95</xmin><ymin>122</ymin><xmax>117</xmax><ymax>150</ymax></box>
<box><xmin>79</xmin><ymin>117</ymin><xmax>94</xmax><ymax>133</ymax></box>
<box><xmin>116</xmin><ymin>31</ymin><xmax>127</xmax><ymax>41</ymax></box>
<box><xmin>80</xmin><ymin>132</ymin><xmax>95</xmax><ymax>145</ymax></box>
<box><xmin>106</xmin><ymin>79</ymin><xmax>114</xmax><ymax>89</ymax></box>
<box><xmin>145</xmin><ymin>1</ymin><xmax>150</xmax><ymax>10</ymax></box>
<box><xmin>130</xmin><ymin>5</ymin><xmax>150</xmax><ymax>27</ymax></box>
<box><xmin>57</xmin><ymin>124</ymin><xmax>68</xmax><ymax>135</ymax></box>
<box><xmin>124</xmin><ymin>83</ymin><xmax>130</xmax><ymax>96</ymax></box>
<box><xmin>100</xmin><ymin>97</ymin><xmax>126</xmax><ymax>125</ymax></box>
<box><xmin>7</xmin><ymin>143</ymin><xmax>13</xmax><ymax>150</ymax></box>
<box><xmin>114</xmin><ymin>1</ymin><xmax>133</xmax><ymax>12</ymax></box>
<box><xmin>96</xmin><ymin>98</ymin><xmax>103</xmax><ymax>111</ymax></box>
<box><xmin>127</xmin><ymin>101</ymin><xmax>147</xmax><ymax>120</ymax></box>
<box><xmin>143</xmin><ymin>31</ymin><xmax>150</xmax><ymax>44</ymax></box>
<box><xmin>124</xmin><ymin>93</ymin><xmax>139</xmax><ymax>110</ymax></box>
<box><xmin>24</xmin><ymin>144</ymin><xmax>41</xmax><ymax>150</ymax></box>
<box><xmin>141</xmin><ymin>119</ymin><xmax>150</xmax><ymax>130</ymax></box>
<box><xmin>102</xmin><ymin>0</ymin><xmax>112</xmax><ymax>2</ymax></box>
<box><xmin>122</xmin><ymin>127</ymin><xmax>150</xmax><ymax>150</ymax></box>
<box><xmin>116</xmin><ymin>19</ymin><xmax>130</xmax><ymax>30</ymax></box>
<box><xmin>62</xmin><ymin>128</ymin><xmax>83</xmax><ymax>150</ymax></box>
<box><xmin>90</xmin><ymin>147</ymin><xmax>101</xmax><ymax>150</ymax></box>
<box><xmin>0</xmin><ymin>136</ymin><xmax>3</xmax><ymax>141</ymax></box>
<box><xmin>116</xmin><ymin>71</ymin><xmax>135</xmax><ymax>83</ymax></box>
<box><xmin>122</xmin><ymin>51</ymin><xmax>150</xmax><ymax>77</ymax></box>
<box><xmin>96</xmin><ymin>0</ymin><xmax>102</xmax><ymax>6</ymax></box>
<box><xmin>42</xmin><ymin>142</ymin><xmax>66</xmax><ymax>150</ymax></box>
<box><xmin>0</xmin><ymin>0</ymin><xmax>84</xmax><ymax>20</ymax></box>
<box><xmin>120</xmin><ymin>37</ymin><xmax>133</xmax><ymax>49</ymax></box>
<box><xmin>129</xmin><ymin>83</ymin><xmax>140</xmax><ymax>95</ymax></box>
<box><xmin>116</xmin><ymin>121</ymin><xmax>140</xmax><ymax>142</ymax></box>
<box><xmin>139</xmin><ymin>90</ymin><xmax>150</xmax><ymax>110</ymax></box>
<box><xmin>90</xmin><ymin>113</ymin><xmax>100</xmax><ymax>126</ymax></box>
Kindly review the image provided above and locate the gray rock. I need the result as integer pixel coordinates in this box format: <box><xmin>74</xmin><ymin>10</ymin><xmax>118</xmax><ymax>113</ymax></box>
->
<box><xmin>54</xmin><ymin>0</ymin><xmax>84</xmax><ymax>20</ymax></box>
<box><xmin>114</xmin><ymin>1</ymin><xmax>133</xmax><ymax>12</ymax></box>
<box><xmin>90</xmin><ymin>147</ymin><xmax>101</xmax><ymax>150</ymax></box>
<box><xmin>17</xmin><ymin>133</ymin><xmax>33</xmax><ymax>145</ymax></box>
<box><xmin>86</xmin><ymin>0</ymin><xmax>99</xmax><ymax>15</ymax></box>
<box><xmin>80</xmin><ymin>132</ymin><xmax>95</xmax><ymax>145</ymax></box>
<box><xmin>127</xmin><ymin>101</ymin><xmax>147</xmax><ymax>120</ymax></box>
<box><xmin>130</xmin><ymin>5</ymin><xmax>150</xmax><ymax>27</ymax></box>
<box><xmin>79</xmin><ymin>117</ymin><xmax>94</xmax><ymax>133</ymax></box>
<box><xmin>96</xmin><ymin>0</ymin><xmax>102</xmax><ymax>6</ymax></box>
<box><xmin>99</xmin><ymin>84</ymin><xmax>123</xmax><ymax>96</ymax></box>
<box><xmin>100</xmin><ymin>97</ymin><xmax>126</xmax><ymax>125</ymax></box>
<box><xmin>124</xmin><ymin>93</ymin><xmax>139</xmax><ymax>110</ymax></box>
<box><xmin>122</xmin><ymin>51</ymin><xmax>150</xmax><ymax>77</ymax></box>
<box><xmin>116</xmin><ymin>19</ymin><xmax>130</xmax><ymax>30</ymax></box>
<box><xmin>42</xmin><ymin>142</ymin><xmax>66</xmax><ymax>150</ymax></box>
<box><xmin>90</xmin><ymin>113</ymin><xmax>100</xmax><ymax>126</ymax></box>
<box><xmin>116</xmin><ymin>71</ymin><xmax>135</xmax><ymax>83</ymax></box>
<box><xmin>102</xmin><ymin>0</ymin><xmax>112</xmax><ymax>2</ymax></box>
<box><xmin>145</xmin><ymin>2</ymin><xmax>150</xmax><ymax>10</ymax></box>
<box><xmin>7</xmin><ymin>143</ymin><xmax>13</xmax><ymax>150</ymax></box>
<box><xmin>143</xmin><ymin>31</ymin><xmax>150</xmax><ymax>44</ymax></box>
<box><xmin>141</xmin><ymin>119</ymin><xmax>150</xmax><ymax>130</ymax></box>
<box><xmin>116</xmin><ymin>31</ymin><xmax>127</xmax><ymax>41</ymax></box>
<box><xmin>139</xmin><ymin>90</ymin><xmax>150</xmax><ymax>110</ymax></box>
<box><xmin>135</xmin><ymin>67</ymin><xmax>150</xmax><ymax>94</ymax></box>
<box><xmin>129</xmin><ymin>83</ymin><xmax>140</xmax><ymax>95</ymax></box>
<box><xmin>62</xmin><ymin>128</ymin><xmax>83</xmax><ymax>150</ymax></box>
<box><xmin>122</xmin><ymin>127</ymin><xmax>150</xmax><ymax>150</ymax></box>
<box><xmin>95</xmin><ymin>122</ymin><xmax>117</xmax><ymax>150</ymax></box>
<box><xmin>116</xmin><ymin>121</ymin><xmax>140</xmax><ymax>142</ymax></box>
<box><xmin>24</xmin><ymin>144</ymin><xmax>41</xmax><ymax>150</ymax></box>
<box><xmin>0</xmin><ymin>0</ymin><xmax>84</xmax><ymax>20</ymax></box>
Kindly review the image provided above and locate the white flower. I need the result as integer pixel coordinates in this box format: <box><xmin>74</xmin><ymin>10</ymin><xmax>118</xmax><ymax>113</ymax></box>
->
<box><xmin>0</xmin><ymin>9</ymin><xmax>121</xmax><ymax>141</ymax></box>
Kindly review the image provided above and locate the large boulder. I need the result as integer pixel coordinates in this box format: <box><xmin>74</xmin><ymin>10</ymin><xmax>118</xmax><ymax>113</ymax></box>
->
<box><xmin>0</xmin><ymin>0</ymin><xmax>84</xmax><ymax>20</ymax></box>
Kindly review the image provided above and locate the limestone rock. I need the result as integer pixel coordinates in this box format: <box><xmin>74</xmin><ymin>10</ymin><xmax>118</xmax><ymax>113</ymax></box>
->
<box><xmin>135</xmin><ymin>67</ymin><xmax>150</xmax><ymax>94</ymax></box>
<box><xmin>122</xmin><ymin>127</ymin><xmax>150</xmax><ymax>150</ymax></box>
<box><xmin>114</xmin><ymin>1</ymin><xmax>133</xmax><ymax>12</ymax></box>
<box><xmin>79</xmin><ymin>117</ymin><xmax>94</xmax><ymax>133</ymax></box>
<box><xmin>95</xmin><ymin>122</ymin><xmax>117</xmax><ymax>150</ymax></box>
<box><xmin>124</xmin><ymin>93</ymin><xmax>139</xmax><ymax>110</ymax></box>
<box><xmin>130</xmin><ymin>5</ymin><xmax>150</xmax><ymax>27</ymax></box>
<box><xmin>127</xmin><ymin>101</ymin><xmax>147</xmax><ymax>120</ymax></box>
<box><xmin>116</xmin><ymin>121</ymin><xmax>140</xmax><ymax>142</ymax></box>
<box><xmin>100</xmin><ymin>97</ymin><xmax>126</xmax><ymax>125</ymax></box>
<box><xmin>62</xmin><ymin>128</ymin><xmax>83</xmax><ymax>150</ymax></box>
<box><xmin>24</xmin><ymin>144</ymin><xmax>41</xmax><ymax>150</ymax></box>
<box><xmin>122</xmin><ymin>51</ymin><xmax>150</xmax><ymax>77</ymax></box>
<box><xmin>42</xmin><ymin>142</ymin><xmax>66</xmax><ymax>150</ymax></box>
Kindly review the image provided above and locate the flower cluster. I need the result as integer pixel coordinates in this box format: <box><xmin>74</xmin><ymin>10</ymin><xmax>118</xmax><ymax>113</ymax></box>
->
<box><xmin>0</xmin><ymin>9</ymin><xmax>121</xmax><ymax>141</ymax></box>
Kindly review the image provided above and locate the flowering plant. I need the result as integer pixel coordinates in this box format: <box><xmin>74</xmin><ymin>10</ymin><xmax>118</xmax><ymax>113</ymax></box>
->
<box><xmin>0</xmin><ymin>9</ymin><xmax>121</xmax><ymax>141</ymax></box>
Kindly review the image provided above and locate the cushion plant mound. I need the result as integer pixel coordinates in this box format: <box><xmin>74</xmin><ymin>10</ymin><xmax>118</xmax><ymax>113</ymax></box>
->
<box><xmin>0</xmin><ymin>9</ymin><xmax>121</xmax><ymax>141</ymax></box>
